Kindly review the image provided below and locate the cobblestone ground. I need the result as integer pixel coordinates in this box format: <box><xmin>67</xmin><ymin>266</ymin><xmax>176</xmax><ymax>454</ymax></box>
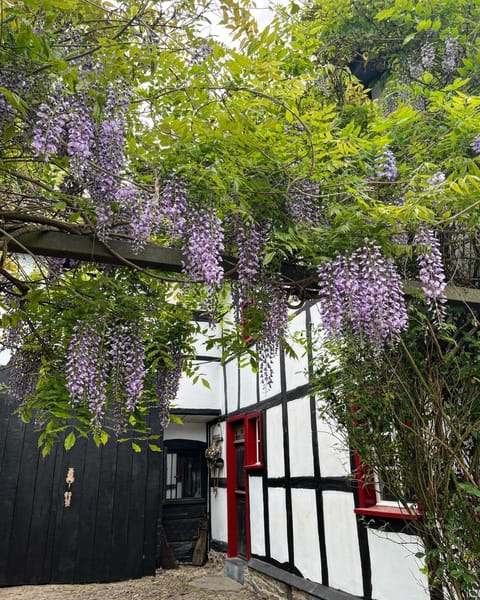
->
<box><xmin>0</xmin><ymin>563</ymin><xmax>261</xmax><ymax>600</ymax></box>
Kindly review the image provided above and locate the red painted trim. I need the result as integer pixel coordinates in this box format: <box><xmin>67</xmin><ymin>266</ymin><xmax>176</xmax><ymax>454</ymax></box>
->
<box><xmin>245</xmin><ymin>412</ymin><xmax>263</xmax><ymax>468</ymax></box>
<box><xmin>226</xmin><ymin>413</ymin><xmax>262</xmax><ymax>560</ymax></box>
<box><xmin>226</xmin><ymin>415</ymin><xmax>243</xmax><ymax>557</ymax></box>
<box><xmin>354</xmin><ymin>505</ymin><xmax>420</xmax><ymax>520</ymax></box>
<box><xmin>353</xmin><ymin>453</ymin><xmax>377</xmax><ymax>508</ymax></box>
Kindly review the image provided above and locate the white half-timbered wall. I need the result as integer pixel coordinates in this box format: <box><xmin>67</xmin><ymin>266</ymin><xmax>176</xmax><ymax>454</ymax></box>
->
<box><xmin>194</xmin><ymin>302</ymin><xmax>431</xmax><ymax>600</ymax></box>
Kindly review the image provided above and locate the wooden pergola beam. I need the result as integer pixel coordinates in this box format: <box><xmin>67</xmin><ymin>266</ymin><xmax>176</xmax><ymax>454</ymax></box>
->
<box><xmin>9</xmin><ymin>230</ymin><xmax>186</xmax><ymax>271</ymax></box>
<box><xmin>8</xmin><ymin>230</ymin><xmax>318</xmax><ymax>295</ymax></box>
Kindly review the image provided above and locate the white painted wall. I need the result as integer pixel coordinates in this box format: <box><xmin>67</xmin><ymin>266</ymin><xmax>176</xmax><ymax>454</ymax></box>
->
<box><xmin>259</xmin><ymin>348</ymin><xmax>282</xmax><ymax>401</ymax></box>
<box><xmin>268</xmin><ymin>487</ymin><xmax>289</xmax><ymax>564</ymax></box>
<box><xmin>176</xmin><ymin>360</ymin><xmax>223</xmax><ymax>411</ymax></box>
<box><xmin>239</xmin><ymin>364</ymin><xmax>258</xmax><ymax>408</ymax></box>
<box><xmin>291</xmin><ymin>488</ymin><xmax>322</xmax><ymax>583</ymax></box>
<box><xmin>284</xmin><ymin>311</ymin><xmax>309</xmax><ymax>391</ymax></box>
<box><xmin>224</xmin><ymin>358</ymin><xmax>239</xmax><ymax>414</ymax></box>
<box><xmin>322</xmin><ymin>491</ymin><xmax>363</xmax><ymax>596</ymax></box>
<box><xmin>266</xmin><ymin>404</ymin><xmax>285</xmax><ymax>478</ymax></box>
<box><xmin>210</xmin><ymin>486</ymin><xmax>228</xmax><ymax>544</ymax></box>
<box><xmin>248</xmin><ymin>475</ymin><xmax>266</xmax><ymax>556</ymax></box>
<box><xmin>288</xmin><ymin>397</ymin><xmax>315</xmax><ymax>477</ymax></box>
<box><xmin>316</xmin><ymin>410</ymin><xmax>351</xmax><ymax>478</ymax></box>
<box><xmin>368</xmin><ymin>530</ymin><xmax>430</xmax><ymax>600</ymax></box>
<box><xmin>163</xmin><ymin>421</ymin><xmax>206</xmax><ymax>442</ymax></box>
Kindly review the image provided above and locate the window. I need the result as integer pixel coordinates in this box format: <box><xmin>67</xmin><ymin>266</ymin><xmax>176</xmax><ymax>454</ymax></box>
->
<box><xmin>165</xmin><ymin>450</ymin><xmax>204</xmax><ymax>500</ymax></box>
<box><xmin>245</xmin><ymin>412</ymin><xmax>263</xmax><ymax>469</ymax></box>
<box><xmin>353</xmin><ymin>454</ymin><xmax>420</xmax><ymax>520</ymax></box>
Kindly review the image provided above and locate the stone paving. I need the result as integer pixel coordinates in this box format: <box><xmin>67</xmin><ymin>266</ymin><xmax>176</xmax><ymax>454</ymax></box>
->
<box><xmin>0</xmin><ymin>563</ymin><xmax>262</xmax><ymax>600</ymax></box>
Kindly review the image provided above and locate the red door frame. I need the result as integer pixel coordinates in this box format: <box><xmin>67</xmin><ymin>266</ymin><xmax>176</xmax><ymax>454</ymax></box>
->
<box><xmin>226</xmin><ymin>414</ymin><xmax>251</xmax><ymax>559</ymax></box>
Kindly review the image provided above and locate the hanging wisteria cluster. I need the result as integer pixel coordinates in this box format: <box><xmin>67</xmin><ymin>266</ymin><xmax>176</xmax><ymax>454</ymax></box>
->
<box><xmin>66</xmin><ymin>320</ymin><xmax>109</xmax><ymax>426</ymax></box>
<box><xmin>235</xmin><ymin>217</ymin><xmax>268</xmax><ymax>288</ymax></box>
<box><xmin>64</xmin><ymin>317</ymin><xmax>180</xmax><ymax>430</ymax></box>
<box><xmin>317</xmin><ymin>242</ymin><xmax>409</xmax><ymax>351</ymax></box>
<box><xmin>413</xmin><ymin>227</ymin><xmax>447</xmax><ymax>320</ymax></box>
<box><xmin>375</xmin><ymin>148</ymin><xmax>398</xmax><ymax>181</ymax></box>
<box><xmin>255</xmin><ymin>283</ymin><xmax>290</xmax><ymax>390</ymax></box>
<box><xmin>286</xmin><ymin>178</ymin><xmax>321</xmax><ymax>226</ymax></box>
<box><xmin>155</xmin><ymin>350</ymin><xmax>183</xmax><ymax>430</ymax></box>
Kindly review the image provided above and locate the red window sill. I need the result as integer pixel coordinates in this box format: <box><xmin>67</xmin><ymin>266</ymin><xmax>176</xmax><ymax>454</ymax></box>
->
<box><xmin>354</xmin><ymin>505</ymin><xmax>421</xmax><ymax>520</ymax></box>
<box><xmin>245</xmin><ymin>462</ymin><xmax>264</xmax><ymax>471</ymax></box>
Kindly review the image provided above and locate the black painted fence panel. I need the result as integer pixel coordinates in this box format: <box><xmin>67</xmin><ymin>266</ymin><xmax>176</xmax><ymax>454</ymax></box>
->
<box><xmin>0</xmin><ymin>367</ymin><xmax>163</xmax><ymax>586</ymax></box>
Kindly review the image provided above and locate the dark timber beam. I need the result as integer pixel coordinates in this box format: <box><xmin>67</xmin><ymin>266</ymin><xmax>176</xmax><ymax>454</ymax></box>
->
<box><xmin>7</xmin><ymin>230</ymin><xmax>319</xmax><ymax>296</ymax></box>
<box><xmin>9</xmin><ymin>230</ymin><xmax>186</xmax><ymax>271</ymax></box>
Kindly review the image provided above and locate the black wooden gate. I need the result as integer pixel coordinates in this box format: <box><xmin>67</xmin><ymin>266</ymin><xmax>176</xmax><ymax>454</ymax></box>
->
<box><xmin>0</xmin><ymin>366</ymin><xmax>163</xmax><ymax>586</ymax></box>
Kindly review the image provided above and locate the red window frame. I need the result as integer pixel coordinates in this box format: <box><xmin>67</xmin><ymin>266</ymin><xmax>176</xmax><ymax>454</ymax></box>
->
<box><xmin>353</xmin><ymin>454</ymin><xmax>420</xmax><ymax>520</ymax></box>
<box><xmin>226</xmin><ymin>412</ymin><xmax>264</xmax><ymax>559</ymax></box>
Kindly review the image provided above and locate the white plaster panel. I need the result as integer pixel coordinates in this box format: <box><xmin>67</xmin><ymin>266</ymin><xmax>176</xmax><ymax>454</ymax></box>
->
<box><xmin>291</xmin><ymin>489</ymin><xmax>322</xmax><ymax>583</ymax></box>
<box><xmin>284</xmin><ymin>312</ymin><xmax>309</xmax><ymax>391</ymax></box>
<box><xmin>368</xmin><ymin>529</ymin><xmax>430</xmax><ymax>600</ymax></box>
<box><xmin>191</xmin><ymin>327</ymin><xmax>222</xmax><ymax>358</ymax></box>
<box><xmin>322</xmin><ymin>491</ymin><xmax>363</xmax><ymax>596</ymax></box>
<box><xmin>248</xmin><ymin>476</ymin><xmax>265</xmax><ymax>556</ymax></box>
<box><xmin>268</xmin><ymin>487</ymin><xmax>289</xmax><ymax>564</ymax></box>
<box><xmin>259</xmin><ymin>347</ymin><xmax>282</xmax><ymax>401</ymax></box>
<box><xmin>266</xmin><ymin>405</ymin><xmax>285</xmax><ymax>478</ymax></box>
<box><xmin>176</xmin><ymin>361</ymin><xmax>222</xmax><ymax>410</ymax></box>
<box><xmin>316</xmin><ymin>410</ymin><xmax>351</xmax><ymax>478</ymax></box>
<box><xmin>288</xmin><ymin>397</ymin><xmax>314</xmax><ymax>477</ymax></box>
<box><xmin>239</xmin><ymin>364</ymin><xmax>258</xmax><ymax>408</ymax></box>
<box><xmin>210</xmin><ymin>487</ymin><xmax>228</xmax><ymax>543</ymax></box>
<box><xmin>225</xmin><ymin>359</ymin><xmax>239</xmax><ymax>414</ymax></box>
<box><xmin>163</xmin><ymin>421</ymin><xmax>206</xmax><ymax>442</ymax></box>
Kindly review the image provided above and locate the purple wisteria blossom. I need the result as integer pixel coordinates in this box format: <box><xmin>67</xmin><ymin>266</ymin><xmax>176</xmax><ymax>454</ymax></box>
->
<box><xmin>420</xmin><ymin>42</ymin><xmax>435</xmax><ymax>70</ymax></box>
<box><xmin>159</xmin><ymin>176</ymin><xmax>188</xmax><ymax>238</ymax></box>
<box><xmin>413</xmin><ymin>228</ymin><xmax>447</xmax><ymax>320</ymax></box>
<box><xmin>66</xmin><ymin>320</ymin><xmax>108</xmax><ymax>426</ymax></box>
<box><xmin>442</xmin><ymin>37</ymin><xmax>460</xmax><ymax>74</ymax></box>
<box><xmin>183</xmin><ymin>207</ymin><xmax>224</xmax><ymax>289</ymax></box>
<box><xmin>286</xmin><ymin>179</ymin><xmax>321</xmax><ymax>225</ymax></box>
<box><xmin>428</xmin><ymin>172</ymin><xmax>446</xmax><ymax>186</ymax></box>
<box><xmin>88</xmin><ymin>85</ymin><xmax>130</xmax><ymax>240</ymax></box>
<box><xmin>255</xmin><ymin>283</ymin><xmax>289</xmax><ymax>390</ymax></box>
<box><xmin>32</xmin><ymin>99</ymin><xmax>68</xmax><ymax>161</ymax></box>
<box><xmin>67</xmin><ymin>98</ymin><xmax>95</xmax><ymax>170</ymax></box>
<box><xmin>471</xmin><ymin>134</ymin><xmax>480</xmax><ymax>155</ymax></box>
<box><xmin>375</xmin><ymin>149</ymin><xmax>398</xmax><ymax>181</ymax></box>
<box><xmin>110</xmin><ymin>321</ymin><xmax>145</xmax><ymax>411</ymax></box>
<box><xmin>317</xmin><ymin>242</ymin><xmax>408</xmax><ymax>351</ymax></box>
<box><xmin>155</xmin><ymin>350</ymin><xmax>183</xmax><ymax>430</ymax></box>
<box><xmin>9</xmin><ymin>350</ymin><xmax>41</xmax><ymax>406</ymax></box>
<box><xmin>235</xmin><ymin>218</ymin><xmax>268</xmax><ymax>286</ymax></box>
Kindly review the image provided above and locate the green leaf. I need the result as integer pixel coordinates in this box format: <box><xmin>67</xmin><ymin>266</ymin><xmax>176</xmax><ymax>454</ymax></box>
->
<box><xmin>64</xmin><ymin>431</ymin><xmax>76</xmax><ymax>450</ymax></box>
<box><xmin>131</xmin><ymin>442</ymin><xmax>141</xmax><ymax>453</ymax></box>
<box><xmin>148</xmin><ymin>444</ymin><xmax>161</xmax><ymax>452</ymax></box>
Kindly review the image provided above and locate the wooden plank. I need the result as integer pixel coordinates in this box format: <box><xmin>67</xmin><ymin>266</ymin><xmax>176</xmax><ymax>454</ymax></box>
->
<box><xmin>11</xmin><ymin>231</ymin><xmax>186</xmax><ymax>271</ymax></box>
<box><xmin>41</xmin><ymin>440</ymin><xmax>64</xmax><ymax>583</ymax></box>
<box><xmin>25</xmin><ymin>441</ymin><xmax>58</xmax><ymax>584</ymax></box>
<box><xmin>109</xmin><ymin>440</ymin><xmax>134</xmax><ymax>580</ymax></box>
<box><xmin>7</xmin><ymin>420</ymin><xmax>43</xmax><ymax>585</ymax></box>
<box><xmin>142</xmin><ymin>412</ymin><xmax>163</xmax><ymax>575</ymax></box>
<box><xmin>126</xmin><ymin>439</ymin><xmax>148</xmax><ymax>579</ymax></box>
<box><xmin>91</xmin><ymin>438</ymin><xmax>118</xmax><ymax>582</ymax></box>
<box><xmin>0</xmin><ymin>401</ymin><xmax>26</xmax><ymax>585</ymax></box>
<box><xmin>405</xmin><ymin>280</ymin><xmax>480</xmax><ymax>305</ymax></box>
<box><xmin>74</xmin><ymin>441</ymin><xmax>102</xmax><ymax>582</ymax></box>
<box><xmin>10</xmin><ymin>231</ymin><xmax>317</xmax><ymax>296</ymax></box>
<box><xmin>51</xmin><ymin>435</ymin><xmax>88</xmax><ymax>583</ymax></box>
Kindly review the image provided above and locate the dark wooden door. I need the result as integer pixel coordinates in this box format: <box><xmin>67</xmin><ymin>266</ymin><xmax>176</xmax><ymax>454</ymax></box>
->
<box><xmin>161</xmin><ymin>439</ymin><xmax>207</xmax><ymax>562</ymax></box>
<box><xmin>0</xmin><ymin>366</ymin><xmax>162</xmax><ymax>586</ymax></box>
